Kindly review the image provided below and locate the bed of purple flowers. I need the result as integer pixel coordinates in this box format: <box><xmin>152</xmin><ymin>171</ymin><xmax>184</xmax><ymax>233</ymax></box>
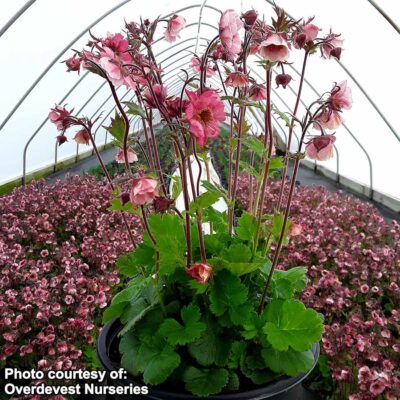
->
<box><xmin>0</xmin><ymin>176</ymin><xmax>141</xmax><ymax>378</ymax></box>
<box><xmin>235</xmin><ymin>173</ymin><xmax>400</xmax><ymax>400</ymax></box>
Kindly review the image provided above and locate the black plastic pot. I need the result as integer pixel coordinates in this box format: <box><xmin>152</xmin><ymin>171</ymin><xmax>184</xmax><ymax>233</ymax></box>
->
<box><xmin>97</xmin><ymin>319</ymin><xmax>320</xmax><ymax>400</ymax></box>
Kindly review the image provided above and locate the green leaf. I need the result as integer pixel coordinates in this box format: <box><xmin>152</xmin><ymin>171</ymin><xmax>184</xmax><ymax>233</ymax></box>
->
<box><xmin>147</xmin><ymin>214</ymin><xmax>186</xmax><ymax>274</ymax></box>
<box><xmin>210</xmin><ymin>269</ymin><xmax>248</xmax><ymax>317</ymax></box>
<box><xmin>119</xmin><ymin>331</ymin><xmax>142</xmax><ymax>376</ymax></box>
<box><xmin>132</xmin><ymin>339</ymin><xmax>181</xmax><ymax>385</ymax></box>
<box><xmin>263</xmin><ymin>299</ymin><xmax>324</xmax><ymax>352</ymax></box>
<box><xmin>242</xmin><ymin>137</ymin><xmax>266</xmax><ymax>156</ymax></box>
<box><xmin>116</xmin><ymin>244</ymin><xmax>155</xmax><ymax>277</ymax></box>
<box><xmin>201</xmin><ymin>180</ymin><xmax>229</xmax><ymax>204</ymax></box>
<box><xmin>222</xmin><ymin>243</ymin><xmax>251</xmax><ymax>263</ymax></box>
<box><xmin>225</xmin><ymin>371</ymin><xmax>240</xmax><ymax>391</ymax></box>
<box><xmin>271</xmin><ymin>267</ymin><xmax>308</xmax><ymax>299</ymax></box>
<box><xmin>171</xmin><ymin>175</ymin><xmax>182</xmax><ymax>200</ymax></box>
<box><xmin>261</xmin><ymin>347</ymin><xmax>315</xmax><ymax>377</ymax></box>
<box><xmin>272</xmin><ymin>105</ymin><xmax>291</xmax><ymax>128</ymax></box>
<box><xmin>189</xmin><ymin>191</ymin><xmax>221</xmax><ymax>213</ymax></box>
<box><xmin>123</xmin><ymin>101</ymin><xmax>146</xmax><ymax>118</ymax></box>
<box><xmin>228</xmin><ymin>341</ymin><xmax>246</xmax><ymax>369</ymax></box>
<box><xmin>239</xmin><ymin>161</ymin><xmax>261</xmax><ymax>180</ymax></box>
<box><xmin>203</xmin><ymin>209</ymin><xmax>228</xmax><ymax>234</ymax></box>
<box><xmin>269</xmin><ymin>156</ymin><xmax>285</xmax><ymax>170</ymax></box>
<box><xmin>240</xmin><ymin>349</ymin><xmax>278</xmax><ymax>385</ymax></box>
<box><xmin>158</xmin><ymin>304</ymin><xmax>206</xmax><ymax>346</ymax></box>
<box><xmin>188</xmin><ymin>318</ymin><xmax>231</xmax><ymax>367</ymax></box>
<box><xmin>183</xmin><ymin>367</ymin><xmax>229</xmax><ymax>397</ymax></box>
<box><xmin>109</xmin><ymin>197</ymin><xmax>136</xmax><ymax>213</ymax></box>
<box><xmin>236</xmin><ymin>212</ymin><xmax>257</xmax><ymax>242</ymax></box>
<box><xmin>270</xmin><ymin>212</ymin><xmax>292</xmax><ymax>244</ymax></box>
<box><xmin>103</xmin><ymin>111</ymin><xmax>125</xmax><ymax>144</ymax></box>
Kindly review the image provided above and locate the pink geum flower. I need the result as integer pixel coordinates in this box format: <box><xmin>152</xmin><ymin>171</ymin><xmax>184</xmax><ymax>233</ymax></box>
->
<box><xmin>248</xmin><ymin>84</ymin><xmax>267</xmax><ymax>101</ymax></box>
<box><xmin>259</xmin><ymin>34</ymin><xmax>290</xmax><ymax>62</ymax></box>
<box><xmin>219</xmin><ymin>10</ymin><xmax>243</xmax><ymax>56</ymax></box>
<box><xmin>48</xmin><ymin>105</ymin><xmax>74</xmax><ymax>131</ymax></box>
<box><xmin>73</xmin><ymin>130</ymin><xmax>90</xmax><ymax>145</ymax></box>
<box><xmin>305</xmin><ymin>135</ymin><xmax>336</xmax><ymax>161</ymax></box>
<box><xmin>315</xmin><ymin>109</ymin><xmax>343</xmax><ymax>130</ymax></box>
<box><xmin>289</xmin><ymin>224</ymin><xmax>303</xmax><ymax>236</ymax></box>
<box><xmin>186</xmin><ymin>263</ymin><xmax>212</xmax><ymax>283</ymax></box>
<box><xmin>115</xmin><ymin>148</ymin><xmax>138</xmax><ymax>164</ymax></box>
<box><xmin>329</xmin><ymin>80</ymin><xmax>353</xmax><ymax>110</ymax></box>
<box><xmin>184</xmin><ymin>90</ymin><xmax>226</xmax><ymax>146</ymax></box>
<box><xmin>143</xmin><ymin>84</ymin><xmax>168</xmax><ymax>109</ymax></box>
<box><xmin>130</xmin><ymin>177</ymin><xmax>159</xmax><ymax>206</ymax></box>
<box><xmin>164</xmin><ymin>15</ymin><xmax>186</xmax><ymax>43</ymax></box>
<box><xmin>303</xmin><ymin>24</ymin><xmax>320</xmax><ymax>42</ymax></box>
<box><xmin>190</xmin><ymin>57</ymin><xmax>216</xmax><ymax>78</ymax></box>
<box><xmin>321</xmin><ymin>33</ymin><xmax>343</xmax><ymax>59</ymax></box>
<box><xmin>225</xmin><ymin>71</ymin><xmax>248</xmax><ymax>88</ymax></box>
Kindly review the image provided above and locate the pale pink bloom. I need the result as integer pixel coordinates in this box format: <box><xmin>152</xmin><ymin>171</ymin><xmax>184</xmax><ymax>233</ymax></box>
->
<box><xmin>242</xmin><ymin>10</ymin><xmax>258</xmax><ymax>26</ymax></box>
<box><xmin>73</xmin><ymin>130</ymin><xmax>90</xmax><ymax>145</ymax></box>
<box><xmin>248</xmin><ymin>84</ymin><xmax>267</xmax><ymax>101</ymax></box>
<box><xmin>190</xmin><ymin>57</ymin><xmax>215</xmax><ymax>78</ymax></box>
<box><xmin>303</xmin><ymin>24</ymin><xmax>320</xmax><ymax>42</ymax></box>
<box><xmin>360</xmin><ymin>284</ymin><xmax>369</xmax><ymax>294</ymax></box>
<box><xmin>184</xmin><ymin>90</ymin><xmax>226</xmax><ymax>146</ymax></box>
<box><xmin>358</xmin><ymin>366</ymin><xmax>373</xmax><ymax>384</ymax></box>
<box><xmin>99</xmin><ymin>48</ymin><xmax>125</xmax><ymax>85</ymax></box>
<box><xmin>322</xmin><ymin>34</ymin><xmax>344</xmax><ymax>59</ymax></box>
<box><xmin>259</xmin><ymin>34</ymin><xmax>289</xmax><ymax>62</ymax></box>
<box><xmin>102</xmin><ymin>33</ymin><xmax>130</xmax><ymax>62</ymax></box>
<box><xmin>330</xmin><ymin>80</ymin><xmax>353</xmax><ymax>110</ymax></box>
<box><xmin>305</xmin><ymin>135</ymin><xmax>336</xmax><ymax>161</ymax></box>
<box><xmin>369</xmin><ymin>378</ymin><xmax>388</xmax><ymax>396</ymax></box>
<box><xmin>289</xmin><ymin>224</ymin><xmax>303</xmax><ymax>236</ymax></box>
<box><xmin>225</xmin><ymin>71</ymin><xmax>248</xmax><ymax>88</ymax></box>
<box><xmin>130</xmin><ymin>177</ymin><xmax>159</xmax><ymax>206</ymax></box>
<box><xmin>48</xmin><ymin>105</ymin><xmax>73</xmax><ymax>131</ymax></box>
<box><xmin>186</xmin><ymin>263</ymin><xmax>212</xmax><ymax>283</ymax></box>
<box><xmin>115</xmin><ymin>148</ymin><xmax>138</xmax><ymax>164</ymax></box>
<box><xmin>219</xmin><ymin>10</ymin><xmax>243</xmax><ymax>56</ymax></box>
<box><xmin>164</xmin><ymin>15</ymin><xmax>186</xmax><ymax>43</ymax></box>
<box><xmin>315</xmin><ymin>109</ymin><xmax>343</xmax><ymax>130</ymax></box>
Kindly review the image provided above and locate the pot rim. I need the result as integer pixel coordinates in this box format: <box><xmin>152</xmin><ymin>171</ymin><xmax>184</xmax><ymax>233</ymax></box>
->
<box><xmin>97</xmin><ymin>318</ymin><xmax>320</xmax><ymax>400</ymax></box>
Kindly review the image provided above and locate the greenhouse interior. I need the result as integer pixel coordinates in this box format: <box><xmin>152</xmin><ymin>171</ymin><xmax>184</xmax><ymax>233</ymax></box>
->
<box><xmin>0</xmin><ymin>1</ymin><xmax>399</xmax><ymax>399</ymax></box>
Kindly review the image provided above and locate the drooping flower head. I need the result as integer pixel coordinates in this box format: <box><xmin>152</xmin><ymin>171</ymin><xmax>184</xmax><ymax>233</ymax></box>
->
<box><xmin>225</xmin><ymin>71</ymin><xmax>249</xmax><ymax>88</ymax></box>
<box><xmin>190</xmin><ymin>57</ymin><xmax>216</xmax><ymax>78</ymax></box>
<box><xmin>63</xmin><ymin>54</ymin><xmax>81</xmax><ymax>72</ymax></box>
<box><xmin>242</xmin><ymin>9</ymin><xmax>258</xmax><ymax>27</ymax></box>
<box><xmin>73</xmin><ymin>129</ymin><xmax>90</xmax><ymax>145</ymax></box>
<box><xmin>48</xmin><ymin>105</ymin><xmax>74</xmax><ymax>132</ymax></box>
<box><xmin>219</xmin><ymin>10</ymin><xmax>243</xmax><ymax>56</ymax></box>
<box><xmin>184</xmin><ymin>90</ymin><xmax>226</xmax><ymax>146</ymax></box>
<box><xmin>329</xmin><ymin>80</ymin><xmax>353</xmax><ymax>110</ymax></box>
<box><xmin>305</xmin><ymin>135</ymin><xmax>336</xmax><ymax>161</ymax></box>
<box><xmin>186</xmin><ymin>263</ymin><xmax>213</xmax><ymax>283</ymax></box>
<box><xmin>115</xmin><ymin>148</ymin><xmax>138</xmax><ymax>164</ymax></box>
<box><xmin>321</xmin><ymin>33</ymin><xmax>343</xmax><ymax>60</ymax></box>
<box><xmin>315</xmin><ymin>109</ymin><xmax>343</xmax><ymax>130</ymax></box>
<box><xmin>259</xmin><ymin>34</ymin><xmax>290</xmax><ymax>62</ymax></box>
<box><xmin>275</xmin><ymin>73</ymin><xmax>292</xmax><ymax>89</ymax></box>
<box><xmin>130</xmin><ymin>177</ymin><xmax>159</xmax><ymax>206</ymax></box>
<box><xmin>143</xmin><ymin>84</ymin><xmax>168</xmax><ymax>109</ymax></box>
<box><xmin>248</xmin><ymin>84</ymin><xmax>267</xmax><ymax>101</ymax></box>
<box><xmin>164</xmin><ymin>15</ymin><xmax>186</xmax><ymax>43</ymax></box>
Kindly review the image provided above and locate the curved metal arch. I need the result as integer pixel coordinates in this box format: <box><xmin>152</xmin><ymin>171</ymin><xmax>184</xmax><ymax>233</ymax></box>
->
<box><xmin>367</xmin><ymin>0</ymin><xmax>400</xmax><ymax>35</ymax></box>
<box><xmin>0</xmin><ymin>0</ymin><xmax>133</xmax><ymax>131</ymax></box>
<box><xmin>0</xmin><ymin>0</ymin><xmax>37</xmax><ymax>37</ymax></box>
<box><xmin>263</xmin><ymin>0</ymin><xmax>399</xmax><ymax>144</ymax></box>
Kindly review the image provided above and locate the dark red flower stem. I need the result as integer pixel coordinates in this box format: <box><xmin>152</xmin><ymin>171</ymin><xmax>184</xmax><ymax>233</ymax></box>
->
<box><xmin>106</xmin><ymin>80</ymin><xmax>132</xmax><ymax>176</ymax></box>
<box><xmin>276</xmin><ymin>51</ymin><xmax>309</xmax><ymax>211</ymax></box>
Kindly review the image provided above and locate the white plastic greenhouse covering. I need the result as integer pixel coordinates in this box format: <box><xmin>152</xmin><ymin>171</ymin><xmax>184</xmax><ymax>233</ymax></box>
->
<box><xmin>1</xmin><ymin>0</ymin><xmax>399</xmax><ymax>207</ymax></box>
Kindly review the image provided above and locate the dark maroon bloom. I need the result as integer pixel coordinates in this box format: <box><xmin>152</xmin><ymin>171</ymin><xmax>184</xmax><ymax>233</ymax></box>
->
<box><xmin>330</xmin><ymin>47</ymin><xmax>342</xmax><ymax>60</ymax></box>
<box><xmin>56</xmin><ymin>135</ymin><xmax>68</xmax><ymax>146</ymax></box>
<box><xmin>120</xmin><ymin>192</ymin><xmax>130</xmax><ymax>205</ymax></box>
<box><xmin>242</xmin><ymin>9</ymin><xmax>258</xmax><ymax>26</ymax></box>
<box><xmin>275</xmin><ymin>73</ymin><xmax>292</xmax><ymax>89</ymax></box>
<box><xmin>153</xmin><ymin>196</ymin><xmax>174</xmax><ymax>213</ymax></box>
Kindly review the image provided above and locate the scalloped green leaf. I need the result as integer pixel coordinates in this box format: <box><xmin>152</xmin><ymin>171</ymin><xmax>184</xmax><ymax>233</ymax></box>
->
<box><xmin>183</xmin><ymin>367</ymin><xmax>229</xmax><ymax>397</ymax></box>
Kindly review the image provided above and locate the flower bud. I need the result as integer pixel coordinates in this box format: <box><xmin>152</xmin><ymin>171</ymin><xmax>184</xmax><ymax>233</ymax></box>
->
<box><xmin>275</xmin><ymin>73</ymin><xmax>292</xmax><ymax>89</ymax></box>
<box><xmin>295</xmin><ymin>33</ymin><xmax>307</xmax><ymax>49</ymax></box>
<box><xmin>56</xmin><ymin>135</ymin><xmax>68</xmax><ymax>146</ymax></box>
<box><xmin>153</xmin><ymin>196</ymin><xmax>174</xmax><ymax>213</ymax></box>
<box><xmin>242</xmin><ymin>10</ymin><xmax>258</xmax><ymax>26</ymax></box>
<box><xmin>186</xmin><ymin>263</ymin><xmax>212</xmax><ymax>283</ymax></box>
<box><xmin>330</xmin><ymin>47</ymin><xmax>342</xmax><ymax>60</ymax></box>
<box><xmin>63</xmin><ymin>54</ymin><xmax>81</xmax><ymax>72</ymax></box>
<box><xmin>120</xmin><ymin>192</ymin><xmax>130</xmax><ymax>206</ymax></box>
